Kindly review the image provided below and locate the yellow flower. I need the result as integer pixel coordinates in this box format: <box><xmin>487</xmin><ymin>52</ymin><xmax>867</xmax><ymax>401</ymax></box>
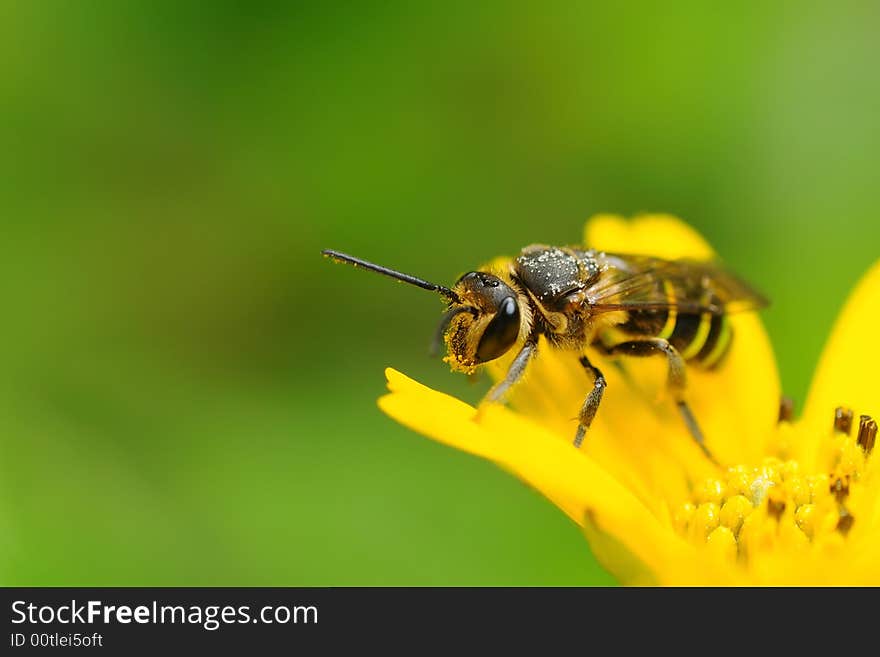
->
<box><xmin>378</xmin><ymin>214</ymin><xmax>880</xmax><ymax>585</ymax></box>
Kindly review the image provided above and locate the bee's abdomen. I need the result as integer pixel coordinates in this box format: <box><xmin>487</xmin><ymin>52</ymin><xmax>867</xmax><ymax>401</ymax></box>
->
<box><xmin>618</xmin><ymin>309</ymin><xmax>668</xmax><ymax>336</ymax></box>
<box><xmin>669</xmin><ymin>312</ymin><xmax>732</xmax><ymax>369</ymax></box>
<box><xmin>619</xmin><ymin>310</ymin><xmax>733</xmax><ymax>369</ymax></box>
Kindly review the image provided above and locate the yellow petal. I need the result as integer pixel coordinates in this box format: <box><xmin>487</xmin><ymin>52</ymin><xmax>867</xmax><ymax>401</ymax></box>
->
<box><xmin>685</xmin><ymin>311</ymin><xmax>780</xmax><ymax>466</ymax></box>
<box><xmin>381</xmin><ymin>368</ymin><xmax>497</xmax><ymax>461</ymax></box>
<box><xmin>584</xmin><ymin>213</ymin><xmax>716</xmax><ymax>261</ymax></box>
<box><xmin>378</xmin><ymin>368</ymin><xmax>693</xmax><ymax>581</ymax></box>
<box><xmin>582</xmin><ymin>515</ymin><xmax>658</xmax><ymax>585</ymax></box>
<box><xmin>802</xmin><ymin>260</ymin><xmax>880</xmax><ymax>469</ymax></box>
<box><xmin>485</xmin><ymin>335</ymin><xmax>712</xmax><ymax>513</ymax></box>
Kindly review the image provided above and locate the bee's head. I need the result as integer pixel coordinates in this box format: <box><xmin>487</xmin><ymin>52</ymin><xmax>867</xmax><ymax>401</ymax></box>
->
<box><xmin>321</xmin><ymin>250</ymin><xmax>523</xmax><ymax>374</ymax></box>
<box><xmin>441</xmin><ymin>271</ymin><xmax>523</xmax><ymax>373</ymax></box>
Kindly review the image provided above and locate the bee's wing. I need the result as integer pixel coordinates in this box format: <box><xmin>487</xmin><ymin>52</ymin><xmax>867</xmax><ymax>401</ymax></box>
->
<box><xmin>586</xmin><ymin>254</ymin><xmax>768</xmax><ymax>316</ymax></box>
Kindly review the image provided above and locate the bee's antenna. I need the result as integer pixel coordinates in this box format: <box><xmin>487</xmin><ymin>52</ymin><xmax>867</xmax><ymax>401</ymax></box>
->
<box><xmin>322</xmin><ymin>249</ymin><xmax>461</xmax><ymax>304</ymax></box>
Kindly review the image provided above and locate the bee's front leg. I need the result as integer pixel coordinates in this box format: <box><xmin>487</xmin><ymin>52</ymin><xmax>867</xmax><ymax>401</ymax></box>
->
<box><xmin>574</xmin><ymin>355</ymin><xmax>606</xmax><ymax>448</ymax></box>
<box><xmin>481</xmin><ymin>338</ymin><xmax>538</xmax><ymax>406</ymax></box>
<box><xmin>599</xmin><ymin>338</ymin><xmax>715</xmax><ymax>462</ymax></box>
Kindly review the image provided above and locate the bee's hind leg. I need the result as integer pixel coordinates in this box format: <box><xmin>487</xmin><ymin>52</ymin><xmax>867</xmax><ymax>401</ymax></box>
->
<box><xmin>599</xmin><ymin>338</ymin><xmax>715</xmax><ymax>462</ymax></box>
<box><xmin>574</xmin><ymin>355</ymin><xmax>606</xmax><ymax>449</ymax></box>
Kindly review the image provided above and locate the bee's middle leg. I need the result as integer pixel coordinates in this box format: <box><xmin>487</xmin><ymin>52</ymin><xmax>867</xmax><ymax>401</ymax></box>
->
<box><xmin>574</xmin><ymin>355</ymin><xmax>606</xmax><ymax>448</ymax></box>
<box><xmin>600</xmin><ymin>338</ymin><xmax>714</xmax><ymax>461</ymax></box>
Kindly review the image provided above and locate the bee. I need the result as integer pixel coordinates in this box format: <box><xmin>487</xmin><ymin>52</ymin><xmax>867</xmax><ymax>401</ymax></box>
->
<box><xmin>322</xmin><ymin>243</ymin><xmax>766</xmax><ymax>457</ymax></box>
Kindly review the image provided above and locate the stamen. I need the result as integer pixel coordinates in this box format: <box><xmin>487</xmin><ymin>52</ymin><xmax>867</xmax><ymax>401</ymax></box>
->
<box><xmin>830</xmin><ymin>476</ymin><xmax>849</xmax><ymax>503</ymax></box>
<box><xmin>674</xmin><ymin>409</ymin><xmax>870</xmax><ymax>564</ymax></box>
<box><xmin>778</xmin><ymin>396</ymin><xmax>794</xmax><ymax>423</ymax></box>
<box><xmin>767</xmin><ymin>497</ymin><xmax>785</xmax><ymax>521</ymax></box>
<box><xmin>833</xmin><ymin>406</ymin><xmax>853</xmax><ymax>435</ymax></box>
<box><xmin>857</xmin><ymin>415</ymin><xmax>877</xmax><ymax>453</ymax></box>
<box><xmin>836</xmin><ymin>508</ymin><xmax>854</xmax><ymax>536</ymax></box>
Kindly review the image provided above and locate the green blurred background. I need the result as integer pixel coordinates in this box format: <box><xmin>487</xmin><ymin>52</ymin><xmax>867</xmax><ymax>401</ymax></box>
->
<box><xmin>1</xmin><ymin>2</ymin><xmax>878</xmax><ymax>585</ymax></box>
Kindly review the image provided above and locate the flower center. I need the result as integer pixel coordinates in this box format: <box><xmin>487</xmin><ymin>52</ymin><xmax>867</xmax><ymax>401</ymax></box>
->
<box><xmin>672</xmin><ymin>407</ymin><xmax>877</xmax><ymax>563</ymax></box>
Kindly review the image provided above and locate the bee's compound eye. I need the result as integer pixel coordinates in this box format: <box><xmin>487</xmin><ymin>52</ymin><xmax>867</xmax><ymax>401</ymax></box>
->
<box><xmin>475</xmin><ymin>296</ymin><xmax>520</xmax><ymax>363</ymax></box>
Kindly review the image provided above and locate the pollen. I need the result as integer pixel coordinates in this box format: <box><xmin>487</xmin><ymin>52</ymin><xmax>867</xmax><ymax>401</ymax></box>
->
<box><xmin>672</xmin><ymin>410</ymin><xmax>876</xmax><ymax>565</ymax></box>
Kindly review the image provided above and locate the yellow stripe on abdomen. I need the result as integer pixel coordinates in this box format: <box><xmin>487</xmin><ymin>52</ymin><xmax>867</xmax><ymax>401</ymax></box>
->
<box><xmin>679</xmin><ymin>312</ymin><xmax>713</xmax><ymax>359</ymax></box>
<box><xmin>657</xmin><ymin>279</ymin><xmax>678</xmax><ymax>340</ymax></box>
<box><xmin>700</xmin><ymin>316</ymin><xmax>732</xmax><ymax>368</ymax></box>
